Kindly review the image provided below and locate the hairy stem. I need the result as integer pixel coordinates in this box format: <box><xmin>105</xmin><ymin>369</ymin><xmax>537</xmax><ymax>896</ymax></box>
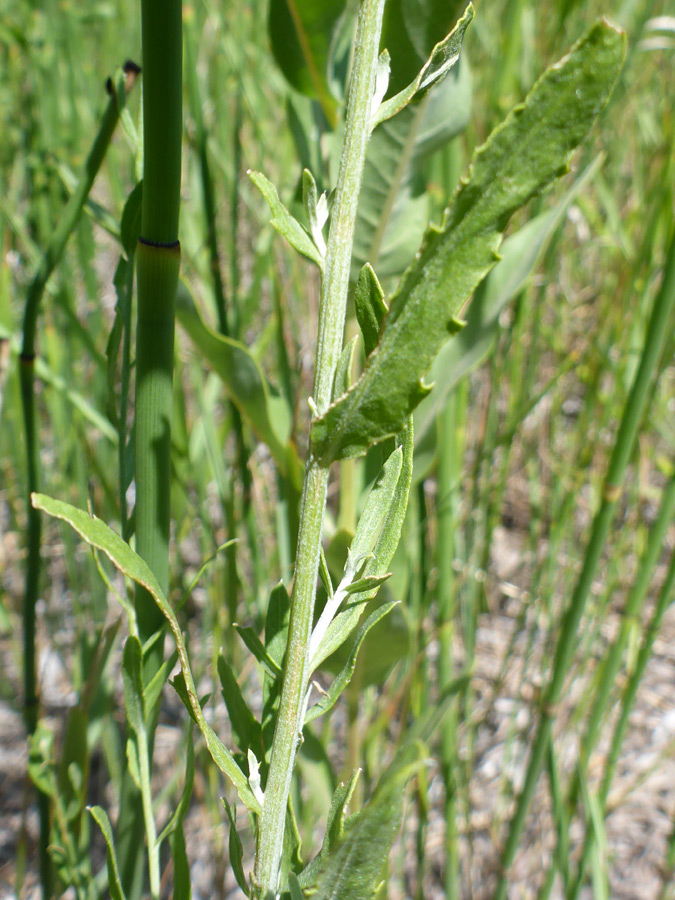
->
<box><xmin>253</xmin><ymin>1</ymin><xmax>385</xmax><ymax>895</ymax></box>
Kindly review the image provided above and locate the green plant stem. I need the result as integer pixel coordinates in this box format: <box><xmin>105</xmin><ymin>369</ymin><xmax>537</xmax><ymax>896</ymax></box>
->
<box><xmin>20</xmin><ymin>70</ymin><xmax>133</xmax><ymax>900</ymax></box>
<box><xmin>117</xmin><ymin>5</ymin><xmax>182</xmax><ymax>898</ymax></box>
<box><xmin>493</xmin><ymin>226</ymin><xmax>675</xmax><ymax>900</ymax></box>
<box><xmin>570</xmin><ymin>545</ymin><xmax>675</xmax><ymax>900</ymax></box>
<box><xmin>134</xmin><ymin>0</ymin><xmax>181</xmax><ymax>668</ymax></box>
<box><xmin>137</xmin><ymin>722</ymin><xmax>161</xmax><ymax>900</ymax></box>
<box><xmin>437</xmin><ymin>391</ymin><xmax>464</xmax><ymax>900</ymax></box>
<box><xmin>253</xmin><ymin>1</ymin><xmax>385</xmax><ymax>895</ymax></box>
<box><xmin>536</xmin><ymin>467</ymin><xmax>675</xmax><ymax>895</ymax></box>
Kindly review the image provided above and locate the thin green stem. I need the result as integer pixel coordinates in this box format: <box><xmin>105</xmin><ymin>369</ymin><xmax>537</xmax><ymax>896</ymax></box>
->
<box><xmin>537</xmin><ymin>467</ymin><xmax>675</xmax><ymax>894</ymax></box>
<box><xmin>253</xmin><ymin>1</ymin><xmax>385</xmax><ymax>895</ymax></box>
<box><xmin>20</xmin><ymin>67</ymin><xmax>134</xmax><ymax>900</ymax></box>
<box><xmin>569</xmin><ymin>546</ymin><xmax>675</xmax><ymax>900</ymax></box>
<box><xmin>437</xmin><ymin>389</ymin><xmax>465</xmax><ymax>900</ymax></box>
<box><xmin>137</xmin><ymin>726</ymin><xmax>161</xmax><ymax>900</ymax></box>
<box><xmin>492</xmin><ymin>225</ymin><xmax>675</xmax><ymax>900</ymax></box>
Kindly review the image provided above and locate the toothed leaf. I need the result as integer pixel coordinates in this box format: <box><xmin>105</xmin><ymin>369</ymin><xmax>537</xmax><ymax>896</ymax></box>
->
<box><xmin>311</xmin><ymin>21</ymin><xmax>625</xmax><ymax>463</ymax></box>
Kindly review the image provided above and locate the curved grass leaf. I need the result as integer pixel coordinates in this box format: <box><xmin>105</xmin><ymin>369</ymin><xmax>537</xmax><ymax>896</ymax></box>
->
<box><xmin>412</xmin><ymin>153</ymin><xmax>606</xmax><ymax>451</ymax></box>
<box><xmin>89</xmin><ymin>805</ymin><xmax>128</xmax><ymax>900</ymax></box>
<box><xmin>31</xmin><ymin>492</ymin><xmax>261</xmax><ymax>815</ymax></box>
<box><xmin>312</xmin><ymin>21</ymin><xmax>626</xmax><ymax>463</ymax></box>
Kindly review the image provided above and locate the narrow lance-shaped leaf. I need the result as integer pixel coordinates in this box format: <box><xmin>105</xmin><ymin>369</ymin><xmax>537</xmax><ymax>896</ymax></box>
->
<box><xmin>31</xmin><ymin>493</ymin><xmax>261</xmax><ymax>815</ymax></box>
<box><xmin>310</xmin><ymin>421</ymin><xmax>413</xmax><ymax>672</ymax></box>
<box><xmin>298</xmin><ymin>770</ymin><xmax>360</xmax><ymax>888</ymax></box>
<box><xmin>89</xmin><ymin>805</ymin><xmax>128</xmax><ymax>900</ymax></box>
<box><xmin>311</xmin><ymin>20</ymin><xmax>626</xmax><ymax>463</ymax></box>
<box><xmin>354</xmin><ymin>263</ymin><xmax>387</xmax><ymax>357</ymax></box>
<box><xmin>371</xmin><ymin>4</ymin><xmax>473</xmax><ymax>128</ymax></box>
<box><xmin>249</xmin><ymin>170</ymin><xmax>324</xmax><ymax>269</ymax></box>
<box><xmin>305</xmin><ymin>600</ymin><xmax>399</xmax><ymax>723</ymax></box>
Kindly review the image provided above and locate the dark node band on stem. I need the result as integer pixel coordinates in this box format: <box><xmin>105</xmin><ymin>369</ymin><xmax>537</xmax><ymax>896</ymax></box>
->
<box><xmin>20</xmin><ymin>352</ymin><xmax>36</xmax><ymax>364</ymax></box>
<box><xmin>138</xmin><ymin>236</ymin><xmax>181</xmax><ymax>252</ymax></box>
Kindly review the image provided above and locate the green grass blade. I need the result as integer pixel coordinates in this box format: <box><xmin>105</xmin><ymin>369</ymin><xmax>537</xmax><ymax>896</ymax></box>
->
<box><xmin>31</xmin><ymin>492</ymin><xmax>261</xmax><ymax>815</ymax></box>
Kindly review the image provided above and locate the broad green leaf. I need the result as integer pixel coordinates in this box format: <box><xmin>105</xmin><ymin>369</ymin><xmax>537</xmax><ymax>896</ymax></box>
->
<box><xmin>176</xmin><ymin>283</ymin><xmax>301</xmax><ymax>487</ymax></box>
<box><xmin>354</xmin><ymin>264</ymin><xmax>387</xmax><ymax>357</ymax></box>
<box><xmin>320</xmin><ymin>593</ymin><xmax>410</xmax><ymax>688</ymax></box>
<box><xmin>31</xmin><ymin>492</ymin><xmax>260</xmax><ymax>814</ymax></box>
<box><xmin>412</xmin><ymin>154</ymin><xmax>605</xmax><ymax>452</ymax></box>
<box><xmin>312</xmin><ymin>21</ymin><xmax>625</xmax><ymax>463</ymax></box>
<box><xmin>306</xmin><ymin>600</ymin><xmax>398</xmax><ymax>723</ymax></box>
<box><xmin>372</xmin><ymin>5</ymin><xmax>473</xmax><ymax>128</ymax></box>
<box><xmin>89</xmin><ymin>805</ymin><xmax>128</xmax><ymax>900</ymax></box>
<box><xmin>268</xmin><ymin>0</ymin><xmax>343</xmax><ymax>125</ymax></box>
<box><xmin>217</xmin><ymin>653</ymin><xmax>263</xmax><ymax>757</ymax></box>
<box><xmin>308</xmin><ymin>741</ymin><xmax>426</xmax><ymax>899</ymax></box>
<box><xmin>298</xmin><ymin>770</ymin><xmax>360</xmax><ymax>888</ymax></box>
<box><xmin>346</xmin><ymin>446</ymin><xmax>402</xmax><ymax>578</ymax></box>
<box><xmin>249</xmin><ymin>170</ymin><xmax>323</xmax><ymax>269</ymax></box>
<box><xmin>125</xmin><ymin>736</ymin><xmax>141</xmax><ymax>790</ymax></box>
<box><xmin>265</xmin><ymin>582</ymin><xmax>292</xmax><ymax>671</ymax></box>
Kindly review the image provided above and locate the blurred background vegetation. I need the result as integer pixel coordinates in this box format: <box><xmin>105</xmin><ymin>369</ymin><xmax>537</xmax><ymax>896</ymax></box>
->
<box><xmin>0</xmin><ymin>0</ymin><xmax>674</xmax><ymax>898</ymax></box>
